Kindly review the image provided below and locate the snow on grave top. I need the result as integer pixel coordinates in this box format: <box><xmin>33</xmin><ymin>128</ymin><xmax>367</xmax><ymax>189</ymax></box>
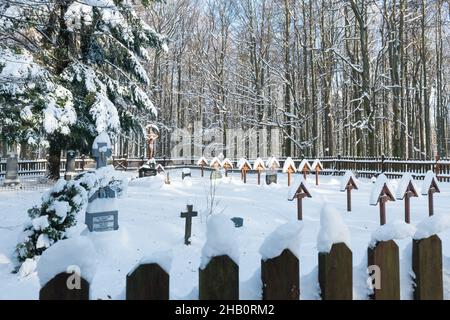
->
<box><xmin>266</xmin><ymin>156</ymin><xmax>280</xmax><ymax>169</ymax></box>
<box><xmin>237</xmin><ymin>158</ymin><xmax>251</xmax><ymax>170</ymax></box>
<box><xmin>182</xmin><ymin>168</ymin><xmax>191</xmax><ymax>174</ymax></box>
<box><xmin>340</xmin><ymin>170</ymin><xmax>358</xmax><ymax>192</ymax></box>
<box><xmin>259</xmin><ymin>221</ymin><xmax>303</xmax><ymax>260</ymax></box>
<box><xmin>253</xmin><ymin>157</ymin><xmax>266</xmax><ymax>170</ymax></box>
<box><xmin>282</xmin><ymin>157</ymin><xmax>296</xmax><ymax>173</ymax></box>
<box><xmin>421</xmin><ymin>170</ymin><xmax>440</xmax><ymax>195</ymax></box>
<box><xmin>311</xmin><ymin>159</ymin><xmax>323</xmax><ymax>170</ymax></box>
<box><xmin>288</xmin><ymin>175</ymin><xmax>309</xmax><ymax>200</ymax></box>
<box><xmin>37</xmin><ymin>237</ymin><xmax>98</xmax><ymax>287</ymax></box>
<box><xmin>395</xmin><ymin>173</ymin><xmax>417</xmax><ymax>200</ymax></box>
<box><xmin>197</xmin><ymin>156</ymin><xmax>208</xmax><ymax>166</ymax></box>
<box><xmin>210</xmin><ymin>157</ymin><xmax>222</xmax><ymax>168</ymax></box>
<box><xmin>317</xmin><ymin>203</ymin><xmax>351</xmax><ymax>253</ymax></box>
<box><xmin>200</xmin><ymin>214</ymin><xmax>239</xmax><ymax>269</ymax></box>
<box><xmin>369</xmin><ymin>220</ymin><xmax>416</xmax><ymax>248</ymax></box>
<box><xmin>413</xmin><ymin>214</ymin><xmax>450</xmax><ymax>240</ymax></box>
<box><xmin>369</xmin><ymin>174</ymin><xmax>393</xmax><ymax>205</ymax></box>
<box><xmin>297</xmin><ymin>159</ymin><xmax>311</xmax><ymax>172</ymax></box>
<box><xmin>222</xmin><ymin>158</ymin><xmax>233</xmax><ymax>169</ymax></box>
<box><xmin>92</xmin><ymin>132</ymin><xmax>112</xmax><ymax>149</ymax></box>
<box><xmin>129</xmin><ymin>250</ymin><xmax>173</xmax><ymax>275</ymax></box>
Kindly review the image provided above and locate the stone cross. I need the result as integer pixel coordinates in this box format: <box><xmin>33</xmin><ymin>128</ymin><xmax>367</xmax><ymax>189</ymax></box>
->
<box><xmin>92</xmin><ymin>142</ymin><xmax>112</xmax><ymax>169</ymax></box>
<box><xmin>180</xmin><ymin>204</ymin><xmax>198</xmax><ymax>245</ymax></box>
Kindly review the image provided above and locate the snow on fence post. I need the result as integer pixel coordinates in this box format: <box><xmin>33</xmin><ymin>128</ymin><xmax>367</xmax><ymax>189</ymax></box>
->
<box><xmin>260</xmin><ymin>222</ymin><xmax>302</xmax><ymax>300</ymax></box>
<box><xmin>199</xmin><ymin>214</ymin><xmax>239</xmax><ymax>300</ymax></box>
<box><xmin>126</xmin><ymin>253</ymin><xmax>171</xmax><ymax>300</ymax></box>
<box><xmin>317</xmin><ymin>204</ymin><xmax>352</xmax><ymax>300</ymax></box>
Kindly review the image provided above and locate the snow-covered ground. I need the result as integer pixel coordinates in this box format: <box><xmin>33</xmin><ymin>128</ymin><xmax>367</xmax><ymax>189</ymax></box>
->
<box><xmin>1</xmin><ymin>169</ymin><xmax>450</xmax><ymax>300</ymax></box>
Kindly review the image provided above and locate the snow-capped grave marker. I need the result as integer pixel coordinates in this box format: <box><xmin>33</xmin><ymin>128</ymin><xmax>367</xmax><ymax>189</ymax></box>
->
<box><xmin>298</xmin><ymin>159</ymin><xmax>311</xmax><ymax>180</ymax></box>
<box><xmin>370</xmin><ymin>174</ymin><xmax>395</xmax><ymax>225</ymax></box>
<box><xmin>395</xmin><ymin>173</ymin><xmax>418</xmax><ymax>224</ymax></box>
<box><xmin>265</xmin><ymin>157</ymin><xmax>280</xmax><ymax>185</ymax></box>
<box><xmin>180</xmin><ymin>204</ymin><xmax>198</xmax><ymax>245</ymax></box>
<box><xmin>260</xmin><ymin>222</ymin><xmax>302</xmax><ymax>300</ymax></box>
<box><xmin>253</xmin><ymin>157</ymin><xmax>266</xmax><ymax>185</ymax></box>
<box><xmin>238</xmin><ymin>158</ymin><xmax>251</xmax><ymax>183</ymax></box>
<box><xmin>317</xmin><ymin>204</ymin><xmax>352</xmax><ymax>300</ymax></box>
<box><xmin>182</xmin><ymin>168</ymin><xmax>191</xmax><ymax>180</ymax></box>
<box><xmin>340</xmin><ymin>171</ymin><xmax>358</xmax><ymax>212</ymax></box>
<box><xmin>210</xmin><ymin>157</ymin><xmax>222</xmax><ymax>170</ymax></box>
<box><xmin>85</xmin><ymin>185</ymin><xmax>119</xmax><ymax>232</ymax></box>
<box><xmin>199</xmin><ymin>214</ymin><xmax>239</xmax><ymax>300</ymax></box>
<box><xmin>288</xmin><ymin>176</ymin><xmax>312</xmax><ymax>220</ymax></box>
<box><xmin>139</xmin><ymin>158</ymin><xmax>157</xmax><ymax>177</ymax></box>
<box><xmin>156</xmin><ymin>163</ymin><xmax>165</xmax><ymax>174</ymax></box>
<box><xmin>92</xmin><ymin>132</ymin><xmax>112</xmax><ymax>169</ymax></box>
<box><xmin>126</xmin><ymin>253</ymin><xmax>171</xmax><ymax>300</ymax></box>
<box><xmin>222</xmin><ymin>158</ymin><xmax>233</xmax><ymax>177</ymax></box>
<box><xmin>282</xmin><ymin>157</ymin><xmax>297</xmax><ymax>187</ymax></box>
<box><xmin>421</xmin><ymin>171</ymin><xmax>440</xmax><ymax>216</ymax></box>
<box><xmin>3</xmin><ymin>153</ymin><xmax>20</xmax><ymax>186</ymax></box>
<box><xmin>312</xmin><ymin>159</ymin><xmax>323</xmax><ymax>186</ymax></box>
<box><xmin>64</xmin><ymin>150</ymin><xmax>77</xmax><ymax>181</ymax></box>
<box><xmin>197</xmin><ymin>157</ymin><xmax>208</xmax><ymax>177</ymax></box>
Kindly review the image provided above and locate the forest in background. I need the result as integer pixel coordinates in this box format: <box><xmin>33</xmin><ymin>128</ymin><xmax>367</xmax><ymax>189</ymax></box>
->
<box><xmin>141</xmin><ymin>0</ymin><xmax>450</xmax><ymax>160</ymax></box>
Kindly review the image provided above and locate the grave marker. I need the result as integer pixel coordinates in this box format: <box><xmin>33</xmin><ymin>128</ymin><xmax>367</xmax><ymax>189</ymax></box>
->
<box><xmin>282</xmin><ymin>157</ymin><xmax>297</xmax><ymax>187</ymax></box>
<box><xmin>297</xmin><ymin>159</ymin><xmax>311</xmax><ymax>180</ymax></box>
<box><xmin>156</xmin><ymin>163</ymin><xmax>165</xmax><ymax>174</ymax></box>
<box><xmin>340</xmin><ymin>171</ymin><xmax>358</xmax><ymax>212</ymax></box>
<box><xmin>210</xmin><ymin>157</ymin><xmax>222</xmax><ymax>170</ymax></box>
<box><xmin>126</xmin><ymin>263</ymin><xmax>169</xmax><ymax>300</ymax></box>
<box><xmin>182</xmin><ymin>168</ymin><xmax>191</xmax><ymax>180</ymax></box>
<box><xmin>222</xmin><ymin>158</ymin><xmax>233</xmax><ymax>177</ymax></box>
<box><xmin>253</xmin><ymin>158</ymin><xmax>266</xmax><ymax>185</ymax></box>
<box><xmin>395</xmin><ymin>174</ymin><xmax>418</xmax><ymax>224</ymax></box>
<box><xmin>288</xmin><ymin>177</ymin><xmax>312</xmax><ymax>220</ymax></box>
<box><xmin>421</xmin><ymin>171</ymin><xmax>440</xmax><ymax>216</ymax></box>
<box><xmin>92</xmin><ymin>132</ymin><xmax>112</xmax><ymax>169</ymax></box>
<box><xmin>3</xmin><ymin>153</ymin><xmax>20</xmax><ymax>186</ymax></box>
<box><xmin>311</xmin><ymin>159</ymin><xmax>323</xmax><ymax>186</ymax></box>
<box><xmin>370</xmin><ymin>175</ymin><xmax>395</xmax><ymax>225</ymax></box>
<box><xmin>237</xmin><ymin>159</ymin><xmax>251</xmax><ymax>183</ymax></box>
<box><xmin>197</xmin><ymin>157</ymin><xmax>208</xmax><ymax>177</ymax></box>
<box><xmin>180</xmin><ymin>204</ymin><xmax>197</xmax><ymax>245</ymax></box>
<box><xmin>64</xmin><ymin>150</ymin><xmax>77</xmax><ymax>181</ymax></box>
<box><xmin>85</xmin><ymin>185</ymin><xmax>119</xmax><ymax>232</ymax></box>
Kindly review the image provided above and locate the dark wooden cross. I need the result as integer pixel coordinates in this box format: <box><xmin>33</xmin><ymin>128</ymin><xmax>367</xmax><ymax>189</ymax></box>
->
<box><xmin>377</xmin><ymin>184</ymin><xmax>395</xmax><ymax>225</ymax></box>
<box><xmin>426</xmin><ymin>178</ymin><xmax>440</xmax><ymax>216</ymax></box>
<box><xmin>286</xmin><ymin>167</ymin><xmax>295</xmax><ymax>187</ymax></box>
<box><xmin>343</xmin><ymin>176</ymin><xmax>358</xmax><ymax>212</ymax></box>
<box><xmin>289</xmin><ymin>182</ymin><xmax>312</xmax><ymax>220</ymax></box>
<box><xmin>314</xmin><ymin>163</ymin><xmax>322</xmax><ymax>186</ymax></box>
<box><xmin>180</xmin><ymin>204</ymin><xmax>198</xmax><ymax>245</ymax></box>
<box><xmin>400</xmin><ymin>181</ymin><xmax>418</xmax><ymax>224</ymax></box>
<box><xmin>241</xmin><ymin>164</ymin><xmax>250</xmax><ymax>183</ymax></box>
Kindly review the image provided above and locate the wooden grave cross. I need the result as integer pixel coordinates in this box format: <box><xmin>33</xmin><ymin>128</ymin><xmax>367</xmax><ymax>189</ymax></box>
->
<box><xmin>343</xmin><ymin>176</ymin><xmax>358</xmax><ymax>212</ymax></box>
<box><xmin>288</xmin><ymin>182</ymin><xmax>312</xmax><ymax>220</ymax></box>
<box><xmin>198</xmin><ymin>158</ymin><xmax>208</xmax><ymax>177</ymax></box>
<box><xmin>399</xmin><ymin>181</ymin><xmax>418</xmax><ymax>224</ymax></box>
<box><xmin>180</xmin><ymin>204</ymin><xmax>198</xmax><ymax>245</ymax></box>
<box><xmin>298</xmin><ymin>160</ymin><xmax>311</xmax><ymax>180</ymax></box>
<box><xmin>240</xmin><ymin>162</ymin><xmax>251</xmax><ymax>183</ymax></box>
<box><xmin>254</xmin><ymin>162</ymin><xmax>265</xmax><ymax>185</ymax></box>
<box><xmin>425</xmin><ymin>178</ymin><xmax>440</xmax><ymax>216</ymax></box>
<box><xmin>222</xmin><ymin>159</ymin><xmax>233</xmax><ymax>177</ymax></box>
<box><xmin>312</xmin><ymin>160</ymin><xmax>323</xmax><ymax>186</ymax></box>
<box><xmin>375</xmin><ymin>184</ymin><xmax>395</xmax><ymax>225</ymax></box>
<box><xmin>285</xmin><ymin>165</ymin><xmax>296</xmax><ymax>187</ymax></box>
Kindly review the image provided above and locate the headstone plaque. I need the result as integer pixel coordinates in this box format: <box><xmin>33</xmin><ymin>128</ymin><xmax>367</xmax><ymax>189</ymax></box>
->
<box><xmin>138</xmin><ymin>160</ymin><xmax>157</xmax><ymax>177</ymax></box>
<box><xmin>85</xmin><ymin>186</ymin><xmax>119</xmax><ymax>232</ymax></box>
<box><xmin>266</xmin><ymin>172</ymin><xmax>277</xmax><ymax>185</ymax></box>
<box><xmin>3</xmin><ymin>153</ymin><xmax>20</xmax><ymax>186</ymax></box>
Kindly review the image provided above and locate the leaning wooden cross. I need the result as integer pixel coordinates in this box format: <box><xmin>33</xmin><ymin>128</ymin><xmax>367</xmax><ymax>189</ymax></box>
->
<box><xmin>282</xmin><ymin>157</ymin><xmax>297</xmax><ymax>187</ymax></box>
<box><xmin>238</xmin><ymin>158</ymin><xmax>251</xmax><ymax>183</ymax></box>
<box><xmin>421</xmin><ymin>171</ymin><xmax>440</xmax><ymax>216</ymax></box>
<box><xmin>288</xmin><ymin>176</ymin><xmax>312</xmax><ymax>220</ymax></box>
<box><xmin>340</xmin><ymin>171</ymin><xmax>358</xmax><ymax>212</ymax></box>
<box><xmin>311</xmin><ymin>159</ymin><xmax>323</xmax><ymax>186</ymax></box>
<box><xmin>370</xmin><ymin>174</ymin><xmax>395</xmax><ymax>225</ymax></box>
<box><xmin>253</xmin><ymin>158</ymin><xmax>266</xmax><ymax>185</ymax></box>
<box><xmin>395</xmin><ymin>173</ymin><xmax>418</xmax><ymax>224</ymax></box>
<box><xmin>180</xmin><ymin>204</ymin><xmax>198</xmax><ymax>245</ymax></box>
<box><xmin>197</xmin><ymin>157</ymin><xmax>208</xmax><ymax>177</ymax></box>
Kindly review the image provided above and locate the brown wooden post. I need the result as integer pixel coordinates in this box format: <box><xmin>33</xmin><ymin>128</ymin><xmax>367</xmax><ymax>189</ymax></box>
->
<box><xmin>319</xmin><ymin>243</ymin><xmax>352</xmax><ymax>300</ymax></box>
<box><xmin>303</xmin><ymin>169</ymin><xmax>307</xmax><ymax>180</ymax></box>
<box><xmin>225</xmin><ymin>168</ymin><xmax>228</xmax><ymax>177</ymax></box>
<box><xmin>368</xmin><ymin>240</ymin><xmax>400</xmax><ymax>300</ymax></box>
<box><xmin>379</xmin><ymin>195</ymin><xmax>387</xmax><ymax>226</ymax></box>
<box><xmin>412</xmin><ymin>235</ymin><xmax>443</xmax><ymax>300</ymax></box>
<box><xmin>405</xmin><ymin>193</ymin><xmax>411</xmax><ymax>224</ymax></box>
<box><xmin>257</xmin><ymin>170</ymin><xmax>261</xmax><ymax>185</ymax></box>
<box><xmin>428</xmin><ymin>190</ymin><xmax>434</xmax><ymax>216</ymax></box>
<box><xmin>315</xmin><ymin>170</ymin><xmax>319</xmax><ymax>186</ymax></box>
<box><xmin>243</xmin><ymin>170</ymin><xmax>247</xmax><ymax>183</ymax></box>
<box><xmin>261</xmin><ymin>249</ymin><xmax>299</xmax><ymax>300</ymax></box>
<box><xmin>288</xmin><ymin>171</ymin><xmax>292</xmax><ymax>186</ymax></box>
<box><xmin>199</xmin><ymin>255</ymin><xmax>239</xmax><ymax>300</ymax></box>
<box><xmin>346</xmin><ymin>187</ymin><xmax>352</xmax><ymax>212</ymax></box>
<box><xmin>126</xmin><ymin>263</ymin><xmax>169</xmax><ymax>300</ymax></box>
<box><xmin>297</xmin><ymin>196</ymin><xmax>302</xmax><ymax>220</ymax></box>
<box><xmin>39</xmin><ymin>273</ymin><xmax>89</xmax><ymax>300</ymax></box>
<box><xmin>201</xmin><ymin>164</ymin><xmax>204</xmax><ymax>177</ymax></box>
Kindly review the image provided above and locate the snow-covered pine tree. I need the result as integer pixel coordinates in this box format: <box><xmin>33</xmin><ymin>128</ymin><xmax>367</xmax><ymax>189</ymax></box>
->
<box><xmin>0</xmin><ymin>0</ymin><xmax>167</xmax><ymax>178</ymax></box>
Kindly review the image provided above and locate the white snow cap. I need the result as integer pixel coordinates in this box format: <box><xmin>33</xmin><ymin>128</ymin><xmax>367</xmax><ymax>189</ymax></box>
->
<box><xmin>182</xmin><ymin>168</ymin><xmax>191</xmax><ymax>174</ymax></box>
<box><xmin>197</xmin><ymin>156</ymin><xmax>208</xmax><ymax>166</ymax></box>
<box><xmin>317</xmin><ymin>203</ymin><xmax>351</xmax><ymax>253</ymax></box>
<box><xmin>297</xmin><ymin>159</ymin><xmax>311</xmax><ymax>172</ymax></box>
<box><xmin>92</xmin><ymin>132</ymin><xmax>111</xmax><ymax>149</ymax></box>
<box><xmin>259</xmin><ymin>221</ymin><xmax>303</xmax><ymax>260</ymax></box>
<box><xmin>266</xmin><ymin>156</ymin><xmax>280</xmax><ymax>169</ymax></box>
<box><xmin>282</xmin><ymin>157</ymin><xmax>296</xmax><ymax>173</ymax></box>
<box><xmin>370</xmin><ymin>174</ymin><xmax>394</xmax><ymax>205</ymax></box>
<box><xmin>222</xmin><ymin>158</ymin><xmax>233</xmax><ymax>168</ymax></box>
<box><xmin>129</xmin><ymin>250</ymin><xmax>173</xmax><ymax>275</ymax></box>
<box><xmin>340</xmin><ymin>171</ymin><xmax>358</xmax><ymax>192</ymax></box>
<box><xmin>253</xmin><ymin>157</ymin><xmax>266</xmax><ymax>170</ymax></box>
<box><xmin>413</xmin><ymin>214</ymin><xmax>450</xmax><ymax>240</ymax></box>
<box><xmin>288</xmin><ymin>175</ymin><xmax>309</xmax><ymax>200</ymax></box>
<box><xmin>237</xmin><ymin>158</ymin><xmax>251</xmax><ymax>170</ymax></box>
<box><xmin>369</xmin><ymin>220</ymin><xmax>416</xmax><ymax>248</ymax></box>
<box><xmin>421</xmin><ymin>171</ymin><xmax>440</xmax><ymax>195</ymax></box>
<box><xmin>200</xmin><ymin>214</ymin><xmax>239</xmax><ymax>269</ymax></box>
<box><xmin>37</xmin><ymin>237</ymin><xmax>98</xmax><ymax>287</ymax></box>
<box><xmin>395</xmin><ymin>173</ymin><xmax>417</xmax><ymax>200</ymax></box>
<box><xmin>210</xmin><ymin>157</ymin><xmax>222</xmax><ymax>168</ymax></box>
<box><xmin>311</xmin><ymin>159</ymin><xmax>323</xmax><ymax>170</ymax></box>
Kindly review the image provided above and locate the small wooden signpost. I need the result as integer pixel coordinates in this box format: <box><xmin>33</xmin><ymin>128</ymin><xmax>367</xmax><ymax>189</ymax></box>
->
<box><xmin>297</xmin><ymin>159</ymin><xmax>311</xmax><ymax>180</ymax></box>
<box><xmin>197</xmin><ymin>157</ymin><xmax>208</xmax><ymax>177</ymax></box>
<box><xmin>238</xmin><ymin>159</ymin><xmax>251</xmax><ymax>183</ymax></box>
<box><xmin>370</xmin><ymin>176</ymin><xmax>395</xmax><ymax>225</ymax></box>
<box><xmin>340</xmin><ymin>172</ymin><xmax>358</xmax><ymax>212</ymax></box>
<box><xmin>282</xmin><ymin>157</ymin><xmax>297</xmax><ymax>187</ymax></box>
<box><xmin>395</xmin><ymin>175</ymin><xmax>418</xmax><ymax>224</ymax></box>
<box><xmin>253</xmin><ymin>158</ymin><xmax>266</xmax><ymax>185</ymax></box>
<box><xmin>288</xmin><ymin>177</ymin><xmax>312</xmax><ymax>220</ymax></box>
<box><xmin>222</xmin><ymin>158</ymin><xmax>233</xmax><ymax>177</ymax></box>
<box><xmin>311</xmin><ymin>159</ymin><xmax>323</xmax><ymax>186</ymax></box>
<box><xmin>421</xmin><ymin>171</ymin><xmax>440</xmax><ymax>216</ymax></box>
<box><xmin>180</xmin><ymin>204</ymin><xmax>198</xmax><ymax>245</ymax></box>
